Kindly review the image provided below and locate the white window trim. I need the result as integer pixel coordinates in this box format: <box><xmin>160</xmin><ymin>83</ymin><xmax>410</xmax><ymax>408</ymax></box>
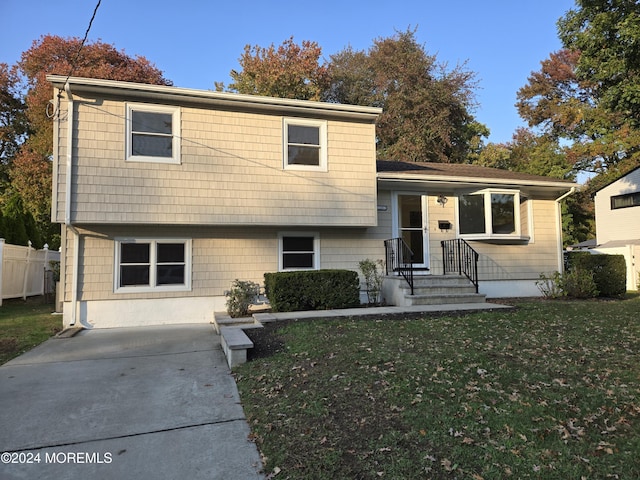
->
<box><xmin>456</xmin><ymin>189</ymin><xmax>524</xmax><ymax>241</ymax></box>
<box><xmin>278</xmin><ymin>232</ymin><xmax>320</xmax><ymax>271</ymax></box>
<box><xmin>282</xmin><ymin>118</ymin><xmax>327</xmax><ymax>172</ymax></box>
<box><xmin>126</xmin><ymin>103</ymin><xmax>181</xmax><ymax>164</ymax></box>
<box><xmin>114</xmin><ymin>238</ymin><xmax>192</xmax><ymax>293</ymax></box>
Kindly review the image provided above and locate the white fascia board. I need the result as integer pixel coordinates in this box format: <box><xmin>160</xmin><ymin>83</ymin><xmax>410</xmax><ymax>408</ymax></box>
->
<box><xmin>377</xmin><ymin>173</ymin><xmax>577</xmax><ymax>190</ymax></box>
<box><xmin>47</xmin><ymin>75</ymin><xmax>382</xmax><ymax>121</ymax></box>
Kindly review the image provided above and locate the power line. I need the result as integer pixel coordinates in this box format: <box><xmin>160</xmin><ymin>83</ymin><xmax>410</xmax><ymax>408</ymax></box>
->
<box><xmin>63</xmin><ymin>0</ymin><xmax>102</xmax><ymax>86</ymax></box>
<box><xmin>50</xmin><ymin>0</ymin><xmax>102</xmax><ymax>117</ymax></box>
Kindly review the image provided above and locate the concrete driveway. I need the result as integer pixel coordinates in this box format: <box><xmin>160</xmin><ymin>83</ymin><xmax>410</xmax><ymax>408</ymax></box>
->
<box><xmin>0</xmin><ymin>324</ymin><xmax>264</xmax><ymax>480</ymax></box>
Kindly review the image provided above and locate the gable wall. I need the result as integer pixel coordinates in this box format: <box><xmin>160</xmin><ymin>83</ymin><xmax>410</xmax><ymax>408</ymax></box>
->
<box><xmin>595</xmin><ymin>168</ymin><xmax>640</xmax><ymax>243</ymax></box>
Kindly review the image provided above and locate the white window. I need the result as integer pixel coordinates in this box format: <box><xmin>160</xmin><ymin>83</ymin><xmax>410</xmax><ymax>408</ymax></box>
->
<box><xmin>278</xmin><ymin>233</ymin><xmax>320</xmax><ymax>270</ymax></box>
<box><xmin>126</xmin><ymin>103</ymin><xmax>180</xmax><ymax>164</ymax></box>
<box><xmin>114</xmin><ymin>239</ymin><xmax>191</xmax><ymax>293</ymax></box>
<box><xmin>457</xmin><ymin>190</ymin><xmax>523</xmax><ymax>240</ymax></box>
<box><xmin>283</xmin><ymin>118</ymin><xmax>327</xmax><ymax>171</ymax></box>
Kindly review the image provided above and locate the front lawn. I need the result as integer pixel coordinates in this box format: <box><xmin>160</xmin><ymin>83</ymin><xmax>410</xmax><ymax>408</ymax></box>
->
<box><xmin>235</xmin><ymin>297</ymin><xmax>640</xmax><ymax>479</ymax></box>
<box><xmin>0</xmin><ymin>298</ymin><xmax>61</xmax><ymax>365</ymax></box>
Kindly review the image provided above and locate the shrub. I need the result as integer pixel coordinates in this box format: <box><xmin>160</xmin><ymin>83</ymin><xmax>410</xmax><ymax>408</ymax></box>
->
<box><xmin>560</xmin><ymin>268</ymin><xmax>599</xmax><ymax>299</ymax></box>
<box><xmin>358</xmin><ymin>259</ymin><xmax>384</xmax><ymax>305</ymax></box>
<box><xmin>536</xmin><ymin>268</ymin><xmax>598</xmax><ymax>299</ymax></box>
<box><xmin>225</xmin><ymin>279</ymin><xmax>260</xmax><ymax>318</ymax></box>
<box><xmin>566</xmin><ymin>252</ymin><xmax>627</xmax><ymax>297</ymax></box>
<box><xmin>536</xmin><ymin>272</ymin><xmax>563</xmax><ymax>299</ymax></box>
<box><xmin>264</xmin><ymin>270</ymin><xmax>360</xmax><ymax>312</ymax></box>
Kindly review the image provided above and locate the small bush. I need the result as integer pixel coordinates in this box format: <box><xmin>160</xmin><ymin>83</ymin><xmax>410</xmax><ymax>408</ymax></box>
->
<box><xmin>566</xmin><ymin>252</ymin><xmax>626</xmax><ymax>297</ymax></box>
<box><xmin>560</xmin><ymin>268</ymin><xmax>599</xmax><ymax>299</ymax></box>
<box><xmin>536</xmin><ymin>272</ymin><xmax>563</xmax><ymax>299</ymax></box>
<box><xmin>225</xmin><ymin>279</ymin><xmax>260</xmax><ymax>318</ymax></box>
<box><xmin>536</xmin><ymin>268</ymin><xmax>598</xmax><ymax>299</ymax></box>
<box><xmin>264</xmin><ymin>270</ymin><xmax>360</xmax><ymax>312</ymax></box>
<box><xmin>358</xmin><ymin>259</ymin><xmax>384</xmax><ymax>305</ymax></box>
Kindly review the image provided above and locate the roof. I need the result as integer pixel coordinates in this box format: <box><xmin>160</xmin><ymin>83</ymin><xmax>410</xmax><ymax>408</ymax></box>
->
<box><xmin>47</xmin><ymin>75</ymin><xmax>382</xmax><ymax>122</ymax></box>
<box><xmin>377</xmin><ymin>160</ymin><xmax>576</xmax><ymax>190</ymax></box>
<box><xmin>593</xmin><ymin>165</ymin><xmax>640</xmax><ymax>193</ymax></box>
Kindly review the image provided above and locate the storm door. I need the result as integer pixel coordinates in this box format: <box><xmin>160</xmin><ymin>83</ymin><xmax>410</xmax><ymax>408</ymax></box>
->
<box><xmin>395</xmin><ymin>194</ymin><xmax>429</xmax><ymax>270</ymax></box>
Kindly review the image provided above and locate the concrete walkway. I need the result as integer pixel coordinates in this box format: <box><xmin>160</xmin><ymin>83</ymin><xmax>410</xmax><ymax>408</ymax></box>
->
<box><xmin>0</xmin><ymin>324</ymin><xmax>264</xmax><ymax>480</ymax></box>
<box><xmin>252</xmin><ymin>301</ymin><xmax>513</xmax><ymax>323</ymax></box>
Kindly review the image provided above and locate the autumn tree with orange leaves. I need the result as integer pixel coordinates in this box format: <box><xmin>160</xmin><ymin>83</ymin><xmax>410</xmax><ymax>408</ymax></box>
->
<box><xmin>0</xmin><ymin>35</ymin><xmax>170</xmax><ymax>248</ymax></box>
<box><xmin>228</xmin><ymin>36</ymin><xmax>331</xmax><ymax>101</ymax></box>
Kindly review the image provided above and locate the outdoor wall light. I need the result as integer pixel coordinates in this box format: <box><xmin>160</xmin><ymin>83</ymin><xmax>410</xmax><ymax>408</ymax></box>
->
<box><xmin>436</xmin><ymin>195</ymin><xmax>448</xmax><ymax>207</ymax></box>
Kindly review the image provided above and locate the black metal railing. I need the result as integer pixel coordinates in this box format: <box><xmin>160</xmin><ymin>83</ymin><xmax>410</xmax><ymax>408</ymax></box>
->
<box><xmin>441</xmin><ymin>239</ymin><xmax>479</xmax><ymax>293</ymax></box>
<box><xmin>384</xmin><ymin>238</ymin><xmax>414</xmax><ymax>295</ymax></box>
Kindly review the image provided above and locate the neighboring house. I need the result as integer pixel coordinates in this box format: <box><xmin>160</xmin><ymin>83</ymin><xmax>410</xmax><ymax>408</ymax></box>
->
<box><xmin>49</xmin><ymin>76</ymin><xmax>577</xmax><ymax>329</ymax></box>
<box><xmin>592</xmin><ymin>166</ymin><xmax>640</xmax><ymax>290</ymax></box>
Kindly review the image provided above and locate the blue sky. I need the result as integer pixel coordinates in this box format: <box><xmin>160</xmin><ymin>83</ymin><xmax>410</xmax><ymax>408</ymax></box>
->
<box><xmin>1</xmin><ymin>0</ymin><xmax>576</xmax><ymax>144</ymax></box>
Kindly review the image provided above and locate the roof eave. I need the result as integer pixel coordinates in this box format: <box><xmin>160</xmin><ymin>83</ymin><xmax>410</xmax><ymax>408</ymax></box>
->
<box><xmin>47</xmin><ymin>75</ymin><xmax>382</xmax><ymax>121</ymax></box>
<box><xmin>377</xmin><ymin>173</ymin><xmax>577</xmax><ymax>190</ymax></box>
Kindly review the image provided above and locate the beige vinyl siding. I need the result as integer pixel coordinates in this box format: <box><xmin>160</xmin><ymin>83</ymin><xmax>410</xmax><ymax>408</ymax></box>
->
<box><xmin>55</xmin><ymin>93</ymin><xmax>377</xmax><ymax>227</ymax></box>
<box><xmin>61</xmin><ymin>197</ymin><xmax>562</xmax><ymax>303</ymax></box>
<box><xmin>61</xmin><ymin>225</ymin><xmax>388</xmax><ymax>302</ymax></box>
<box><xmin>422</xmin><ymin>196</ymin><xmax>559</xmax><ymax>280</ymax></box>
<box><xmin>465</xmin><ymin>199</ymin><xmax>559</xmax><ymax>280</ymax></box>
<box><xmin>595</xmin><ymin>168</ymin><xmax>640</xmax><ymax>244</ymax></box>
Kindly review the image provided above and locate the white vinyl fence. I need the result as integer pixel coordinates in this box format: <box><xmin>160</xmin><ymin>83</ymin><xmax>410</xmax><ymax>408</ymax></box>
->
<box><xmin>0</xmin><ymin>239</ymin><xmax>60</xmax><ymax>306</ymax></box>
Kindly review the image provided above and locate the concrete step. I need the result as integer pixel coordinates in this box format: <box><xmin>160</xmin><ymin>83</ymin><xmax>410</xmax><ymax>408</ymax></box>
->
<box><xmin>212</xmin><ymin>311</ymin><xmax>260</xmax><ymax>334</ymax></box>
<box><xmin>403</xmin><ymin>285</ymin><xmax>478</xmax><ymax>295</ymax></box>
<box><xmin>404</xmin><ymin>292</ymin><xmax>486</xmax><ymax>306</ymax></box>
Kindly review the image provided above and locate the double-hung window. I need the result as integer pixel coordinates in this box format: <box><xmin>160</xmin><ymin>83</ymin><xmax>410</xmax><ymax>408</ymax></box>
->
<box><xmin>279</xmin><ymin>233</ymin><xmax>319</xmax><ymax>270</ymax></box>
<box><xmin>283</xmin><ymin>118</ymin><xmax>327</xmax><ymax>171</ymax></box>
<box><xmin>126</xmin><ymin>103</ymin><xmax>180</xmax><ymax>164</ymax></box>
<box><xmin>115</xmin><ymin>239</ymin><xmax>191</xmax><ymax>292</ymax></box>
<box><xmin>458</xmin><ymin>190</ymin><xmax>522</xmax><ymax>240</ymax></box>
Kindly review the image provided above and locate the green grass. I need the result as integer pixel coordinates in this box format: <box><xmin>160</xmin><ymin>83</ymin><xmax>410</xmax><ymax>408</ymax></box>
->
<box><xmin>235</xmin><ymin>296</ymin><xmax>640</xmax><ymax>479</ymax></box>
<box><xmin>0</xmin><ymin>298</ymin><xmax>61</xmax><ymax>365</ymax></box>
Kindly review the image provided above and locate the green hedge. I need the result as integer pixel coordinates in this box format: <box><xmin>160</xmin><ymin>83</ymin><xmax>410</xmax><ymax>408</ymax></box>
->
<box><xmin>264</xmin><ymin>270</ymin><xmax>360</xmax><ymax>312</ymax></box>
<box><xmin>565</xmin><ymin>252</ymin><xmax>627</xmax><ymax>298</ymax></box>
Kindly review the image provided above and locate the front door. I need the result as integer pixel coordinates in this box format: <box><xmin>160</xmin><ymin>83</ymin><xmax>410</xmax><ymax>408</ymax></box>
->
<box><xmin>395</xmin><ymin>194</ymin><xmax>429</xmax><ymax>270</ymax></box>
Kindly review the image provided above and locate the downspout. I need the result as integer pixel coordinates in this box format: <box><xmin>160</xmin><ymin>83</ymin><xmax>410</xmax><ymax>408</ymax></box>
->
<box><xmin>555</xmin><ymin>187</ymin><xmax>576</xmax><ymax>273</ymax></box>
<box><xmin>64</xmin><ymin>82</ymin><xmax>80</xmax><ymax>326</ymax></box>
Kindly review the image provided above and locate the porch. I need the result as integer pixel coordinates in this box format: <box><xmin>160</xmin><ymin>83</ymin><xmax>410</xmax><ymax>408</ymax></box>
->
<box><xmin>383</xmin><ymin>237</ymin><xmax>485</xmax><ymax>307</ymax></box>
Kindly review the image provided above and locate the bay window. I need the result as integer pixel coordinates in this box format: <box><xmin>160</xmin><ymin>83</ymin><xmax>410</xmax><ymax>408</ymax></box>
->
<box><xmin>458</xmin><ymin>190</ymin><xmax>523</xmax><ymax>239</ymax></box>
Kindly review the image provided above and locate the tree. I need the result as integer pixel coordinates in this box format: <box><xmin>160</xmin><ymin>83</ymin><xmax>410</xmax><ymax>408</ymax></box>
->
<box><xmin>518</xmin><ymin>1</ymin><xmax>640</xmax><ymax>177</ymax></box>
<box><xmin>227</xmin><ymin>29</ymin><xmax>487</xmax><ymax>163</ymax></box>
<box><xmin>477</xmin><ymin>128</ymin><xmax>573</xmax><ymax>179</ymax></box>
<box><xmin>0</xmin><ymin>63</ymin><xmax>28</xmax><ymax>182</ymax></box>
<box><xmin>4</xmin><ymin>35</ymin><xmax>171</xmax><ymax>247</ymax></box>
<box><xmin>326</xmin><ymin>29</ymin><xmax>486</xmax><ymax>163</ymax></box>
<box><xmin>558</xmin><ymin>0</ymin><xmax>640</xmax><ymax>126</ymax></box>
<box><xmin>228</xmin><ymin>36</ymin><xmax>331</xmax><ymax>101</ymax></box>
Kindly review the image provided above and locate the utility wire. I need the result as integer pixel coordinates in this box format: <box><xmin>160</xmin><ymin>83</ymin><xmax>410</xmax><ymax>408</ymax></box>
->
<box><xmin>62</xmin><ymin>0</ymin><xmax>102</xmax><ymax>87</ymax></box>
<box><xmin>50</xmin><ymin>0</ymin><xmax>101</xmax><ymax>117</ymax></box>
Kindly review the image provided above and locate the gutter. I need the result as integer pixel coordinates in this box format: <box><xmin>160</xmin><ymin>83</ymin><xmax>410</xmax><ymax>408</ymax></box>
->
<box><xmin>47</xmin><ymin>75</ymin><xmax>382</xmax><ymax>122</ymax></box>
<box><xmin>377</xmin><ymin>173</ymin><xmax>576</xmax><ymax>190</ymax></box>
<box><xmin>64</xmin><ymin>82</ymin><xmax>80</xmax><ymax>327</ymax></box>
<box><xmin>555</xmin><ymin>187</ymin><xmax>577</xmax><ymax>273</ymax></box>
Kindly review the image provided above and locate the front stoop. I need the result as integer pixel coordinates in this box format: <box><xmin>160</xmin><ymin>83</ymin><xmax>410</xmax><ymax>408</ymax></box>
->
<box><xmin>382</xmin><ymin>275</ymin><xmax>486</xmax><ymax>307</ymax></box>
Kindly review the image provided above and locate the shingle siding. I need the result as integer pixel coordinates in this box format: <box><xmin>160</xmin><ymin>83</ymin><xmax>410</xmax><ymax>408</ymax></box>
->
<box><xmin>54</xmin><ymin>93</ymin><xmax>377</xmax><ymax>227</ymax></box>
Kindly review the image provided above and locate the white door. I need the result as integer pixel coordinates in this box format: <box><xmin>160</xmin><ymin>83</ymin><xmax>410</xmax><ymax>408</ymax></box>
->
<box><xmin>395</xmin><ymin>194</ymin><xmax>429</xmax><ymax>270</ymax></box>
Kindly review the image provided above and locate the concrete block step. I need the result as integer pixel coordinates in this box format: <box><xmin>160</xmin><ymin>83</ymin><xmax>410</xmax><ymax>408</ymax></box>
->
<box><xmin>404</xmin><ymin>285</ymin><xmax>478</xmax><ymax>295</ymax></box>
<box><xmin>404</xmin><ymin>293</ymin><xmax>486</xmax><ymax>306</ymax></box>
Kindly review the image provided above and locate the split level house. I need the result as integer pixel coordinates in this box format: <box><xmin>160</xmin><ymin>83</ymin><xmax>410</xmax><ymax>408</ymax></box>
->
<box><xmin>49</xmin><ymin>76</ymin><xmax>577</xmax><ymax>329</ymax></box>
<box><xmin>591</xmin><ymin>166</ymin><xmax>640</xmax><ymax>290</ymax></box>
